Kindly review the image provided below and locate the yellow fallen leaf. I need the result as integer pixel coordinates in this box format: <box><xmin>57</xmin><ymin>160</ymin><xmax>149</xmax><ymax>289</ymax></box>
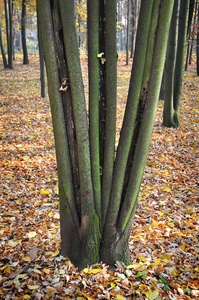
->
<box><xmin>127</xmin><ymin>263</ymin><xmax>142</xmax><ymax>269</ymax></box>
<box><xmin>161</xmin><ymin>254</ymin><xmax>171</xmax><ymax>259</ymax></box>
<box><xmin>7</xmin><ymin>240</ymin><xmax>18</xmax><ymax>247</ymax></box>
<box><xmin>195</xmin><ymin>268</ymin><xmax>199</xmax><ymax>272</ymax></box>
<box><xmin>33</xmin><ymin>269</ymin><xmax>42</xmax><ymax>274</ymax></box>
<box><xmin>151</xmin><ymin>221</ymin><xmax>159</xmax><ymax>227</ymax></box>
<box><xmin>27</xmin><ymin>285</ymin><xmax>40</xmax><ymax>290</ymax></box>
<box><xmin>54</xmin><ymin>213</ymin><xmax>60</xmax><ymax>219</ymax></box>
<box><xmin>51</xmin><ymin>250</ymin><xmax>60</xmax><ymax>257</ymax></box>
<box><xmin>40</xmin><ymin>189</ymin><xmax>51</xmax><ymax>195</ymax></box>
<box><xmin>45</xmin><ymin>251</ymin><xmax>53</xmax><ymax>256</ymax></box>
<box><xmin>153</xmin><ymin>258</ymin><xmax>161</xmax><ymax>266</ymax></box>
<box><xmin>172</xmin><ymin>268</ymin><xmax>179</xmax><ymax>276</ymax></box>
<box><xmin>163</xmin><ymin>259</ymin><xmax>170</xmax><ymax>264</ymax></box>
<box><xmin>28</xmin><ymin>231</ymin><xmax>37</xmax><ymax>238</ymax></box>
<box><xmin>157</xmin><ymin>212</ymin><xmax>164</xmax><ymax>217</ymax></box>
<box><xmin>146</xmin><ymin>289</ymin><xmax>159</xmax><ymax>300</ymax></box>
<box><xmin>82</xmin><ymin>293</ymin><xmax>94</xmax><ymax>300</ymax></box>
<box><xmin>22</xmin><ymin>256</ymin><xmax>32</xmax><ymax>262</ymax></box>
<box><xmin>178</xmin><ymin>287</ymin><xmax>184</xmax><ymax>295</ymax></box>
<box><xmin>181</xmin><ymin>242</ymin><xmax>186</xmax><ymax>251</ymax></box>
<box><xmin>163</xmin><ymin>187</ymin><xmax>171</xmax><ymax>192</ymax></box>
<box><xmin>54</xmin><ymin>186</ymin><xmax>59</xmax><ymax>194</ymax></box>
<box><xmin>23</xmin><ymin>295</ymin><xmax>31</xmax><ymax>299</ymax></box>
<box><xmin>165</xmin><ymin>138</ymin><xmax>171</xmax><ymax>142</ymax></box>
<box><xmin>83</xmin><ymin>268</ymin><xmax>89</xmax><ymax>273</ymax></box>
<box><xmin>42</xmin><ymin>268</ymin><xmax>51</xmax><ymax>274</ymax></box>
<box><xmin>48</xmin><ymin>211</ymin><xmax>53</xmax><ymax>218</ymax></box>
<box><xmin>88</xmin><ymin>268</ymin><xmax>103</xmax><ymax>274</ymax></box>
<box><xmin>117</xmin><ymin>295</ymin><xmax>125</xmax><ymax>300</ymax></box>
<box><xmin>5</xmin><ymin>266</ymin><xmax>11</xmax><ymax>273</ymax></box>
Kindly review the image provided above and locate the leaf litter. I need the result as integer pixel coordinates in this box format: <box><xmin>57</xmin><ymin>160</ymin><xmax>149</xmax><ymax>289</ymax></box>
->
<box><xmin>0</xmin><ymin>54</ymin><xmax>198</xmax><ymax>299</ymax></box>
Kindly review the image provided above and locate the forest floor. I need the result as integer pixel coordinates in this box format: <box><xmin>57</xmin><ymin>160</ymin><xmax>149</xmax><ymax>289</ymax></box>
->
<box><xmin>0</xmin><ymin>54</ymin><xmax>198</xmax><ymax>300</ymax></box>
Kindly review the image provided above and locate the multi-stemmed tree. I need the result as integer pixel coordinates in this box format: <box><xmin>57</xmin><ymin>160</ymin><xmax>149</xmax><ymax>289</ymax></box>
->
<box><xmin>38</xmin><ymin>0</ymin><xmax>175</xmax><ymax>269</ymax></box>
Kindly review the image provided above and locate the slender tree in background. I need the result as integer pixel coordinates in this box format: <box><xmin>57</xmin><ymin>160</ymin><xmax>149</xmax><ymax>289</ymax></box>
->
<box><xmin>37</xmin><ymin>1</ymin><xmax>46</xmax><ymax>98</ymax></box>
<box><xmin>197</xmin><ymin>3</ymin><xmax>199</xmax><ymax>75</ymax></box>
<box><xmin>21</xmin><ymin>0</ymin><xmax>29</xmax><ymax>64</ymax></box>
<box><xmin>0</xmin><ymin>18</ymin><xmax>8</xmax><ymax>68</ymax></box>
<box><xmin>185</xmin><ymin>0</ymin><xmax>196</xmax><ymax>70</ymax></box>
<box><xmin>185</xmin><ymin>0</ymin><xmax>195</xmax><ymax>71</ymax></box>
<box><xmin>130</xmin><ymin>0</ymin><xmax>139</xmax><ymax>58</ymax></box>
<box><xmin>163</xmin><ymin>0</ymin><xmax>189</xmax><ymax>127</ymax></box>
<box><xmin>4</xmin><ymin>0</ymin><xmax>13</xmax><ymax>69</ymax></box>
<box><xmin>38</xmin><ymin>0</ymin><xmax>174</xmax><ymax>269</ymax></box>
<box><xmin>126</xmin><ymin>0</ymin><xmax>130</xmax><ymax>65</ymax></box>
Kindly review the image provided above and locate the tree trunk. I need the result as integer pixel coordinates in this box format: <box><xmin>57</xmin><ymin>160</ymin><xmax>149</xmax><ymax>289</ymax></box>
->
<box><xmin>21</xmin><ymin>0</ymin><xmax>29</xmax><ymax>65</ymax></box>
<box><xmin>163</xmin><ymin>0</ymin><xmax>180</xmax><ymax>127</ymax></box>
<box><xmin>130</xmin><ymin>0</ymin><xmax>138</xmax><ymax>58</ymax></box>
<box><xmin>163</xmin><ymin>0</ymin><xmax>189</xmax><ymax>127</ymax></box>
<box><xmin>0</xmin><ymin>19</ymin><xmax>8</xmax><ymax>69</ymax></box>
<box><xmin>8</xmin><ymin>0</ymin><xmax>13</xmax><ymax>69</ymax></box>
<box><xmin>126</xmin><ymin>0</ymin><xmax>130</xmax><ymax>65</ymax></box>
<box><xmin>4</xmin><ymin>0</ymin><xmax>13</xmax><ymax>69</ymax></box>
<box><xmin>197</xmin><ymin>4</ymin><xmax>199</xmax><ymax>75</ymax></box>
<box><xmin>38</xmin><ymin>0</ymin><xmax>174</xmax><ymax>269</ymax></box>
<box><xmin>37</xmin><ymin>0</ymin><xmax>46</xmax><ymax>98</ymax></box>
<box><xmin>99</xmin><ymin>0</ymin><xmax>106</xmax><ymax>168</ymax></box>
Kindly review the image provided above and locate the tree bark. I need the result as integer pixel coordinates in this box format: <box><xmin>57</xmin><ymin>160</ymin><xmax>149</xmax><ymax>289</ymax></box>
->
<box><xmin>197</xmin><ymin>3</ymin><xmax>199</xmax><ymax>75</ymax></box>
<box><xmin>21</xmin><ymin>0</ymin><xmax>29</xmax><ymax>65</ymax></box>
<box><xmin>37</xmin><ymin>0</ymin><xmax>46</xmax><ymax>98</ymax></box>
<box><xmin>0</xmin><ymin>19</ymin><xmax>8</xmax><ymax>69</ymax></box>
<box><xmin>163</xmin><ymin>0</ymin><xmax>189</xmax><ymax>127</ymax></box>
<box><xmin>163</xmin><ymin>0</ymin><xmax>180</xmax><ymax>127</ymax></box>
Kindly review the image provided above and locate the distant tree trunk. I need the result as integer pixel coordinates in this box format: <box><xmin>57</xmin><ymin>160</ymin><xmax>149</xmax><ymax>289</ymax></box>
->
<box><xmin>188</xmin><ymin>0</ymin><xmax>197</xmax><ymax>65</ymax></box>
<box><xmin>37</xmin><ymin>1</ymin><xmax>46</xmax><ymax>98</ymax></box>
<box><xmin>130</xmin><ymin>0</ymin><xmax>138</xmax><ymax>58</ymax></box>
<box><xmin>4</xmin><ymin>0</ymin><xmax>13</xmax><ymax>69</ymax></box>
<box><xmin>78</xmin><ymin>0</ymin><xmax>81</xmax><ymax>48</ymax></box>
<box><xmin>0</xmin><ymin>19</ymin><xmax>8</xmax><ymax>69</ymax></box>
<box><xmin>197</xmin><ymin>3</ymin><xmax>199</xmax><ymax>75</ymax></box>
<box><xmin>21</xmin><ymin>0</ymin><xmax>29</xmax><ymax>64</ymax></box>
<box><xmin>117</xmin><ymin>0</ymin><xmax>123</xmax><ymax>52</ymax></box>
<box><xmin>126</xmin><ymin>0</ymin><xmax>130</xmax><ymax>65</ymax></box>
<box><xmin>4</xmin><ymin>0</ymin><xmax>10</xmax><ymax>56</ymax></box>
<box><xmin>163</xmin><ymin>0</ymin><xmax>189</xmax><ymax>127</ymax></box>
<box><xmin>38</xmin><ymin>0</ymin><xmax>174</xmax><ymax>269</ymax></box>
<box><xmin>8</xmin><ymin>0</ymin><xmax>13</xmax><ymax>69</ymax></box>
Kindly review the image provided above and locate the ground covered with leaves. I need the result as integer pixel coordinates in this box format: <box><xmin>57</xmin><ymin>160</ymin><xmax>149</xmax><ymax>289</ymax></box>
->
<box><xmin>0</xmin><ymin>55</ymin><xmax>198</xmax><ymax>300</ymax></box>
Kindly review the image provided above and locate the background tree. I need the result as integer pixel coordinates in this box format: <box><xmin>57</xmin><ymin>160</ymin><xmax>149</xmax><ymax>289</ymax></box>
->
<box><xmin>163</xmin><ymin>0</ymin><xmax>189</xmax><ymax>127</ymax></box>
<box><xmin>130</xmin><ymin>0</ymin><xmax>139</xmax><ymax>58</ymax></box>
<box><xmin>36</xmin><ymin>0</ymin><xmax>45</xmax><ymax>98</ymax></box>
<box><xmin>185</xmin><ymin>0</ymin><xmax>196</xmax><ymax>70</ymax></box>
<box><xmin>126</xmin><ymin>0</ymin><xmax>130</xmax><ymax>65</ymax></box>
<box><xmin>21</xmin><ymin>0</ymin><xmax>29</xmax><ymax>64</ymax></box>
<box><xmin>0</xmin><ymin>17</ymin><xmax>8</xmax><ymax>68</ymax></box>
<box><xmin>38</xmin><ymin>0</ymin><xmax>174</xmax><ymax>269</ymax></box>
<box><xmin>4</xmin><ymin>0</ymin><xmax>13</xmax><ymax>69</ymax></box>
<box><xmin>197</xmin><ymin>2</ymin><xmax>199</xmax><ymax>75</ymax></box>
